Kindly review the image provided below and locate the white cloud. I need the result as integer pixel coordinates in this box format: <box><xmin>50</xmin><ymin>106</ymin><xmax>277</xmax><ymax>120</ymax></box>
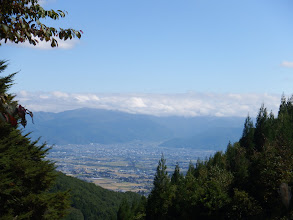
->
<box><xmin>38</xmin><ymin>0</ymin><xmax>57</xmax><ymax>6</ymax></box>
<box><xmin>128</xmin><ymin>97</ymin><xmax>147</xmax><ymax>108</ymax></box>
<box><xmin>281</xmin><ymin>61</ymin><xmax>293</xmax><ymax>68</ymax></box>
<box><xmin>1</xmin><ymin>37</ymin><xmax>79</xmax><ymax>50</ymax></box>
<box><xmin>52</xmin><ymin>91</ymin><xmax>69</xmax><ymax>98</ymax></box>
<box><xmin>15</xmin><ymin>91</ymin><xmax>283</xmax><ymax>117</ymax></box>
<box><xmin>38</xmin><ymin>0</ymin><xmax>47</xmax><ymax>6</ymax></box>
<box><xmin>20</xmin><ymin>38</ymin><xmax>79</xmax><ymax>50</ymax></box>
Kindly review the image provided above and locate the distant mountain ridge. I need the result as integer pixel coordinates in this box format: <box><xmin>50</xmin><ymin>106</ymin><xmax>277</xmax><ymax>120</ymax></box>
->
<box><xmin>25</xmin><ymin>108</ymin><xmax>246</xmax><ymax>150</ymax></box>
<box><xmin>159</xmin><ymin>127</ymin><xmax>243</xmax><ymax>151</ymax></box>
<box><xmin>25</xmin><ymin>108</ymin><xmax>173</xmax><ymax>144</ymax></box>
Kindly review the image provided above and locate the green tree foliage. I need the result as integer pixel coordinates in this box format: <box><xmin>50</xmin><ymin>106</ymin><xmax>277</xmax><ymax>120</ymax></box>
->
<box><xmin>254</xmin><ymin>105</ymin><xmax>267</xmax><ymax>151</ymax></box>
<box><xmin>51</xmin><ymin>172</ymin><xmax>141</xmax><ymax>220</ymax></box>
<box><xmin>226</xmin><ymin>142</ymin><xmax>249</xmax><ymax>189</ymax></box>
<box><xmin>146</xmin><ymin>155</ymin><xmax>171</xmax><ymax>220</ymax></box>
<box><xmin>229</xmin><ymin>188</ymin><xmax>262</xmax><ymax>219</ymax></box>
<box><xmin>0</xmin><ymin>62</ymin><xmax>70</xmax><ymax>219</ymax></box>
<box><xmin>0</xmin><ymin>0</ymin><xmax>82</xmax><ymax>47</ymax></box>
<box><xmin>239</xmin><ymin>115</ymin><xmax>255</xmax><ymax>155</ymax></box>
<box><xmin>141</xmin><ymin>97</ymin><xmax>293</xmax><ymax>219</ymax></box>
<box><xmin>193</xmin><ymin>163</ymin><xmax>233</xmax><ymax>219</ymax></box>
<box><xmin>62</xmin><ymin>208</ymin><xmax>84</xmax><ymax>220</ymax></box>
<box><xmin>0</xmin><ymin>61</ymin><xmax>33</xmax><ymax>128</ymax></box>
<box><xmin>170</xmin><ymin>163</ymin><xmax>182</xmax><ymax>185</ymax></box>
<box><xmin>117</xmin><ymin>198</ymin><xmax>147</xmax><ymax>220</ymax></box>
<box><xmin>117</xmin><ymin>199</ymin><xmax>131</xmax><ymax>220</ymax></box>
<box><xmin>167</xmin><ymin>163</ymin><xmax>184</xmax><ymax>220</ymax></box>
<box><xmin>276</xmin><ymin>95</ymin><xmax>293</xmax><ymax>147</ymax></box>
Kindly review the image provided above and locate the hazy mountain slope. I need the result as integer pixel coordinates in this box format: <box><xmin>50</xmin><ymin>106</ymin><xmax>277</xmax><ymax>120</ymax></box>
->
<box><xmin>152</xmin><ymin>116</ymin><xmax>245</xmax><ymax>137</ymax></box>
<box><xmin>159</xmin><ymin>127</ymin><xmax>243</xmax><ymax>151</ymax></box>
<box><xmin>25</xmin><ymin>108</ymin><xmax>245</xmax><ymax>148</ymax></box>
<box><xmin>25</xmin><ymin>108</ymin><xmax>173</xmax><ymax>144</ymax></box>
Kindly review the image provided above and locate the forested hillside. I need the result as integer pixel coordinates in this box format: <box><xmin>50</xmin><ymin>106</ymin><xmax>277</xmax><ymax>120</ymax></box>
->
<box><xmin>51</xmin><ymin>172</ymin><xmax>141</xmax><ymax>220</ymax></box>
<box><xmin>123</xmin><ymin>97</ymin><xmax>293</xmax><ymax>220</ymax></box>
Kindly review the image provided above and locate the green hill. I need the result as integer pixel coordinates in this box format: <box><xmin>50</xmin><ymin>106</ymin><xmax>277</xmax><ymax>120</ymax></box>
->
<box><xmin>51</xmin><ymin>172</ymin><xmax>141</xmax><ymax>220</ymax></box>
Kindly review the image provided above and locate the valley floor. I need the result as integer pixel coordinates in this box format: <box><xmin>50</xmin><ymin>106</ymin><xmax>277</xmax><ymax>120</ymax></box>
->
<box><xmin>47</xmin><ymin>141</ymin><xmax>216</xmax><ymax>194</ymax></box>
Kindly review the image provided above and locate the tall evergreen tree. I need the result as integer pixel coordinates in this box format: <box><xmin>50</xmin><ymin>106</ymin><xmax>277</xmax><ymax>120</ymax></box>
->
<box><xmin>239</xmin><ymin>115</ymin><xmax>255</xmax><ymax>155</ymax></box>
<box><xmin>0</xmin><ymin>61</ymin><xmax>70</xmax><ymax>219</ymax></box>
<box><xmin>171</xmin><ymin>163</ymin><xmax>182</xmax><ymax>186</ymax></box>
<box><xmin>254</xmin><ymin>104</ymin><xmax>269</xmax><ymax>151</ymax></box>
<box><xmin>276</xmin><ymin>96</ymin><xmax>293</xmax><ymax>147</ymax></box>
<box><xmin>146</xmin><ymin>154</ymin><xmax>171</xmax><ymax>220</ymax></box>
<box><xmin>226</xmin><ymin>142</ymin><xmax>249</xmax><ymax>190</ymax></box>
<box><xmin>167</xmin><ymin>163</ymin><xmax>184</xmax><ymax>220</ymax></box>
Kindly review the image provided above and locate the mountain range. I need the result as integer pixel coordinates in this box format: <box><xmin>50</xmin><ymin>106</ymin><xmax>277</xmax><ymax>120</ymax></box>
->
<box><xmin>25</xmin><ymin>108</ymin><xmax>246</xmax><ymax>150</ymax></box>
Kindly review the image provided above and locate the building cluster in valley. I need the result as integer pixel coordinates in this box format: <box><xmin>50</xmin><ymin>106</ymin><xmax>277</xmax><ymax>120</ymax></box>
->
<box><xmin>47</xmin><ymin>141</ymin><xmax>216</xmax><ymax>194</ymax></box>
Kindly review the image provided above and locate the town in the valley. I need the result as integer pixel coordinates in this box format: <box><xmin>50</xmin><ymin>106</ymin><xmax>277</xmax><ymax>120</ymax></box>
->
<box><xmin>47</xmin><ymin>141</ymin><xmax>216</xmax><ymax>195</ymax></box>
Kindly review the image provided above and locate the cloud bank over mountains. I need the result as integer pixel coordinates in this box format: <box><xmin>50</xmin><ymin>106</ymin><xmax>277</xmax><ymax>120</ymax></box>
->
<box><xmin>16</xmin><ymin>91</ymin><xmax>282</xmax><ymax>117</ymax></box>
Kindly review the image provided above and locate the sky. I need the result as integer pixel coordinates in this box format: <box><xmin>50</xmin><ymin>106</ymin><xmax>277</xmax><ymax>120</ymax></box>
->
<box><xmin>1</xmin><ymin>0</ymin><xmax>293</xmax><ymax>117</ymax></box>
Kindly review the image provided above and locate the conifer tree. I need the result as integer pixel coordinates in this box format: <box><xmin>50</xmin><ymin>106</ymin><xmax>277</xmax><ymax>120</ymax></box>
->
<box><xmin>278</xmin><ymin>94</ymin><xmax>287</xmax><ymax>117</ymax></box>
<box><xmin>239</xmin><ymin>115</ymin><xmax>255</xmax><ymax>155</ymax></box>
<box><xmin>276</xmin><ymin>96</ymin><xmax>293</xmax><ymax>146</ymax></box>
<box><xmin>186</xmin><ymin>160</ymin><xmax>195</xmax><ymax>176</ymax></box>
<box><xmin>181</xmin><ymin>161</ymin><xmax>199</xmax><ymax>218</ymax></box>
<box><xmin>226</xmin><ymin>142</ymin><xmax>249</xmax><ymax>190</ymax></box>
<box><xmin>0</xmin><ymin>61</ymin><xmax>70</xmax><ymax>219</ymax></box>
<box><xmin>146</xmin><ymin>154</ymin><xmax>171</xmax><ymax>220</ymax></box>
<box><xmin>167</xmin><ymin>163</ymin><xmax>184</xmax><ymax>220</ymax></box>
<box><xmin>171</xmin><ymin>163</ymin><xmax>182</xmax><ymax>185</ymax></box>
<box><xmin>254</xmin><ymin>104</ymin><xmax>269</xmax><ymax>151</ymax></box>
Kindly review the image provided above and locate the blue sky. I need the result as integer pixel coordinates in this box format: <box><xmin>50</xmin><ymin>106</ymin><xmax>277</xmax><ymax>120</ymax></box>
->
<box><xmin>1</xmin><ymin>0</ymin><xmax>293</xmax><ymax>116</ymax></box>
